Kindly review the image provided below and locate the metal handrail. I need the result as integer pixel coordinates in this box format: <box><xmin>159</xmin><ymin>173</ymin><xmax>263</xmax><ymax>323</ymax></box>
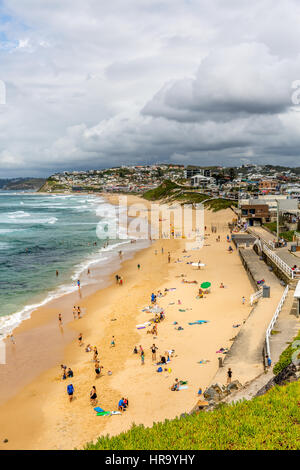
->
<box><xmin>265</xmin><ymin>285</ymin><xmax>289</xmax><ymax>358</ymax></box>
<box><xmin>250</xmin><ymin>289</ymin><xmax>263</xmax><ymax>306</ymax></box>
<box><xmin>262</xmin><ymin>243</ymin><xmax>295</xmax><ymax>279</ymax></box>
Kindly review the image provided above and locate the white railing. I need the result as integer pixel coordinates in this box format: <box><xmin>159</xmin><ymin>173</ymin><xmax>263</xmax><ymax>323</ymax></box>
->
<box><xmin>262</xmin><ymin>243</ymin><xmax>295</xmax><ymax>279</ymax></box>
<box><xmin>265</xmin><ymin>285</ymin><xmax>289</xmax><ymax>358</ymax></box>
<box><xmin>250</xmin><ymin>288</ymin><xmax>263</xmax><ymax>306</ymax></box>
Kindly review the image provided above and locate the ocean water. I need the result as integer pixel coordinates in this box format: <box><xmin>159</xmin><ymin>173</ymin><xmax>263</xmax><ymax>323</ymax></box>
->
<box><xmin>0</xmin><ymin>192</ymin><xmax>129</xmax><ymax>336</ymax></box>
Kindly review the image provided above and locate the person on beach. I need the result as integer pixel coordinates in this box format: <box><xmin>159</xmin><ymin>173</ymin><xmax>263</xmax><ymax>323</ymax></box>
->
<box><xmin>8</xmin><ymin>334</ymin><xmax>15</xmax><ymax>344</ymax></box>
<box><xmin>137</xmin><ymin>264</ymin><xmax>141</xmax><ymax>270</ymax></box>
<box><xmin>72</xmin><ymin>306</ymin><xmax>77</xmax><ymax>320</ymax></box>
<box><xmin>242</xmin><ymin>296</ymin><xmax>246</xmax><ymax>305</ymax></box>
<box><xmin>111</xmin><ymin>336</ymin><xmax>116</xmax><ymax>347</ymax></box>
<box><xmin>151</xmin><ymin>344</ymin><xmax>158</xmax><ymax>361</ymax></box>
<box><xmin>78</xmin><ymin>333</ymin><xmax>83</xmax><ymax>346</ymax></box>
<box><xmin>77</xmin><ymin>306</ymin><xmax>81</xmax><ymax>319</ymax></box>
<box><xmin>168</xmin><ymin>253</ymin><xmax>171</xmax><ymax>263</ymax></box>
<box><xmin>118</xmin><ymin>397</ymin><xmax>126</xmax><ymax>411</ymax></box>
<box><xmin>93</xmin><ymin>347</ymin><xmax>98</xmax><ymax>362</ymax></box>
<box><xmin>141</xmin><ymin>350</ymin><xmax>145</xmax><ymax>365</ymax></box>
<box><xmin>119</xmin><ymin>276</ymin><xmax>123</xmax><ymax>286</ymax></box>
<box><xmin>77</xmin><ymin>279</ymin><xmax>80</xmax><ymax>288</ymax></box>
<box><xmin>171</xmin><ymin>378</ymin><xmax>179</xmax><ymax>391</ymax></box>
<box><xmin>90</xmin><ymin>386</ymin><xmax>97</xmax><ymax>405</ymax></box>
<box><xmin>67</xmin><ymin>368</ymin><xmax>73</xmax><ymax>378</ymax></box>
<box><xmin>58</xmin><ymin>313</ymin><xmax>62</xmax><ymax>326</ymax></box>
<box><xmin>227</xmin><ymin>368</ymin><xmax>232</xmax><ymax>384</ymax></box>
<box><xmin>87</xmin><ymin>268</ymin><xmax>90</xmax><ymax>275</ymax></box>
<box><xmin>67</xmin><ymin>383</ymin><xmax>74</xmax><ymax>402</ymax></box>
<box><xmin>95</xmin><ymin>360</ymin><xmax>103</xmax><ymax>377</ymax></box>
<box><xmin>56</xmin><ymin>270</ymin><xmax>59</xmax><ymax>277</ymax></box>
<box><xmin>115</xmin><ymin>274</ymin><xmax>119</xmax><ymax>284</ymax></box>
<box><xmin>133</xmin><ymin>346</ymin><xmax>138</xmax><ymax>354</ymax></box>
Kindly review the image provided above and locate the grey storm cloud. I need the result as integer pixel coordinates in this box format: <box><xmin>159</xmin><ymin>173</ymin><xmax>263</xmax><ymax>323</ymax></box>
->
<box><xmin>1</xmin><ymin>0</ymin><xmax>300</xmax><ymax>175</ymax></box>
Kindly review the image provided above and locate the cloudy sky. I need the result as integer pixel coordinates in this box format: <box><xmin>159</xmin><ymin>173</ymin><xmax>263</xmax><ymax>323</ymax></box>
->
<box><xmin>1</xmin><ymin>0</ymin><xmax>300</xmax><ymax>176</ymax></box>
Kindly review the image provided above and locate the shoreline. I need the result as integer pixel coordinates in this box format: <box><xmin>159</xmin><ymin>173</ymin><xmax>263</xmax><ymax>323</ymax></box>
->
<box><xmin>0</xmin><ymin>196</ymin><xmax>254</xmax><ymax>450</ymax></box>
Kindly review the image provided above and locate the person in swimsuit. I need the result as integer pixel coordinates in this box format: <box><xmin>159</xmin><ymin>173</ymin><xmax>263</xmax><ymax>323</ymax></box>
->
<box><xmin>111</xmin><ymin>336</ymin><xmax>116</xmax><ymax>347</ymax></box>
<box><xmin>78</xmin><ymin>333</ymin><xmax>83</xmax><ymax>346</ymax></box>
<box><xmin>77</xmin><ymin>306</ymin><xmax>81</xmax><ymax>319</ymax></box>
<box><xmin>90</xmin><ymin>386</ymin><xmax>97</xmax><ymax>405</ymax></box>
<box><xmin>95</xmin><ymin>361</ymin><xmax>103</xmax><ymax>377</ymax></box>
<box><xmin>151</xmin><ymin>344</ymin><xmax>158</xmax><ymax>361</ymax></box>
<box><xmin>72</xmin><ymin>306</ymin><xmax>77</xmax><ymax>319</ymax></box>
<box><xmin>58</xmin><ymin>313</ymin><xmax>62</xmax><ymax>326</ymax></box>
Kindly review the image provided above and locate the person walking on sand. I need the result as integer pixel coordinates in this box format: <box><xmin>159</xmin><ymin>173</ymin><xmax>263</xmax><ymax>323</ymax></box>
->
<box><xmin>58</xmin><ymin>313</ymin><xmax>62</xmax><ymax>326</ymax></box>
<box><xmin>72</xmin><ymin>306</ymin><xmax>77</xmax><ymax>320</ymax></box>
<box><xmin>77</xmin><ymin>306</ymin><xmax>82</xmax><ymax>319</ymax></box>
<box><xmin>141</xmin><ymin>350</ymin><xmax>145</xmax><ymax>365</ymax></box>
<box><xmin>151</xmin><ymin>343</ymin><xmax>158</xmax><ymax>361</ymax></box>
<box><xmin>90</xmin><ymin>386</ymin><xmax>97</xmax><ymax>405</ymax></box>
<box><xmin>77</xmin><ymin>279</ymin><xmax>80</xmax><ymax>288</ymax></box>
<box><xmin>227</xmin><ymin>368</ymin><xmax>232</xmax><ymax>384</ymax></box>
<box><xmin>67</xmin><ymin>383</ymin><xmax>74</xmax><ymax>402</ymax></box>
<box><xmin>111</xmin><ymin>336</ymin><xmax>116</xmax><ymax>347</ymax></box>
<box><xmin>78</xmin><ymin>333</ymin><xmax>83</xmax><ymax>346</ymax></box>
<box><xmin>242</xmin><ymin>296</ymin><xmax>246</xmax><ymax>305</ymax></box>
<box><xmin>119</xmin><ymin>276</ymin><xmax>123</xmax><ymax>286</ymax></box>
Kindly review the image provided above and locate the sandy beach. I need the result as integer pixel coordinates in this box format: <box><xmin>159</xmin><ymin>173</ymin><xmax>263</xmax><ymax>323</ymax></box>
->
<box><xmin>0</xmin><ymin>195</ymin><xmax>254</xmax><ymax>450</ymax></box>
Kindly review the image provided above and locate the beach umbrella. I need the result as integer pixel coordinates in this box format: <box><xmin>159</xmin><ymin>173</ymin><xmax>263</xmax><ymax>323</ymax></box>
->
<box><xmin>201</xmin><ymin>282</ymin><xmax>211</xmax><ymax>289</ymax></box>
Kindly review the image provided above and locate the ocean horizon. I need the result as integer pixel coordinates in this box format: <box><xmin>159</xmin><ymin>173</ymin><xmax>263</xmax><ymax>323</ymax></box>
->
<box><xmin>0</xmin><ymin>191</ymin><xmax>131</xmax><ymax>337</ymax></box>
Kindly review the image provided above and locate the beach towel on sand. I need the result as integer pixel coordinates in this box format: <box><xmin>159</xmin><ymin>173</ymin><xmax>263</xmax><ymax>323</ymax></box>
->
<box><xmin>188</xmin><ymin>320</ymin><xmax>208</xmax><ymax>325</ymax></box>
<box><xmin>178</xmin><ymin>385</ymin><xmax>188</xmax><ymax>390</ymax></box>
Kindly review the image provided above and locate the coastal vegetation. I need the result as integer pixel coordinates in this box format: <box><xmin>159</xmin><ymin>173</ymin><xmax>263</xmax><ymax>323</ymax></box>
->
<box><xmin>273</xmin><ymin>330</ymin><xmax>300</xmax><ymax>375</ymax></box>
<box><xmin>85</xmin><ymin>381</ymin><xmax>300</xmax><ymax>450</ymax></box>
<box><xmin>263</xmin><ymin>222</ymin><xmax>295</xmax><ymax>242</ymax></box>
<box><xmin>143</xmin><ymin>180</ymin><xmax>237</xmax><ymax>211</ymax></box>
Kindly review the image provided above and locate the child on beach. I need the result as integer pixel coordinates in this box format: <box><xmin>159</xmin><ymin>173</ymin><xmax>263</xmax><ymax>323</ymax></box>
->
<box><xmin>67</xmin><ymin>383</ymin><xmax>74</xmax><ymax>402</ymax></box>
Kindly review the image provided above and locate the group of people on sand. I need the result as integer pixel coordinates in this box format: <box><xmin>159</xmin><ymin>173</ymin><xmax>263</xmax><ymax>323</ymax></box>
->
<box><xmin>61</xmin><ymin>364</ymin><xmax>74</xmax><ymax>381</ymax></box>
<box><xmin>73</xmin><ymin>305</ymin><xmax>82</xmax><ymax>319</ymax></box>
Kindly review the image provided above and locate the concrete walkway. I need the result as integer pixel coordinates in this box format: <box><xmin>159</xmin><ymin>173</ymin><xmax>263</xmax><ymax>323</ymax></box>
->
<box><xmin>224</xmin><ymin>290</ymin><xmax>299</xmax><ymax>404</ymax></box>
<box><xmin>212</xmin><ymin>247</ymin><xmax>285</xmax><ymax>386</ymax></box>
<box><xmin>249</xmin><ymin>226</ymin><xmax>300</xmax><ymax>270</ymax></box>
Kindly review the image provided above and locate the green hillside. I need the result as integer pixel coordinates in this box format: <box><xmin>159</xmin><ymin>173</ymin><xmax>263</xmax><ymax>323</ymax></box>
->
<box><xmin>143</xmin><ymin>180</ymin><xmax>237</xmax><ymax>211</ymax></box>
<box><xmin>85</xmin><ymin>381</ymin><xmax>299</xmax><ymax>450</ymax></box>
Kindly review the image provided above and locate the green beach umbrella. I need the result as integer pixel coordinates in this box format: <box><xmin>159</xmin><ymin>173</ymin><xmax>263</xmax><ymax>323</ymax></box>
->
<box><xmin>201</xmin><ymin>282</ymin><xmax>211</xmax><ymax>289</ymax></box>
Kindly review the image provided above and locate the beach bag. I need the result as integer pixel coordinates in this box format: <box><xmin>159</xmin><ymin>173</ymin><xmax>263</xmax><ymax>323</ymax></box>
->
<box><xmin>157</xmin><ymin>367</ymin><xmax>163</xmax><ymax>373</ymax></box>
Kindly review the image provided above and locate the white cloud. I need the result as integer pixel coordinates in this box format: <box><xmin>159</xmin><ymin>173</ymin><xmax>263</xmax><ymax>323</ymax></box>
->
<box><xmin>1</xmin><ymin>0</ymin><xmax>300</xmax><ymax>175</ymax></box>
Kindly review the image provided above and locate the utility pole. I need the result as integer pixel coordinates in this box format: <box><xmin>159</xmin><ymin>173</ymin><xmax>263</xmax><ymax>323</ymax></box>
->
<box><xmin>276</xmin><ymin>199</ymin><xmax>280</xmax><ymax>245</ymax></box>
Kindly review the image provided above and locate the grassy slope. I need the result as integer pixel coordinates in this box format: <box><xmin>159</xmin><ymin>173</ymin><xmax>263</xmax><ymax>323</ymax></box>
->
<box><xmin>143</xmin><ymin>181</ymin><xmax>237</xmax><ymax>212</ymax></box>
<box><xmin>85</xmin><ymin>382</ymin><xmax>300</xmax><ymax>450</ymax></box>
<box><xmin>263</xmin><ymin>222</ymin><xmax>295</xmax><ymax>242</ymax></box>
<box><xmin>273</xmin><ymin>330</ymin><xmax>300</xmax><ymax>375</ymax></box>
